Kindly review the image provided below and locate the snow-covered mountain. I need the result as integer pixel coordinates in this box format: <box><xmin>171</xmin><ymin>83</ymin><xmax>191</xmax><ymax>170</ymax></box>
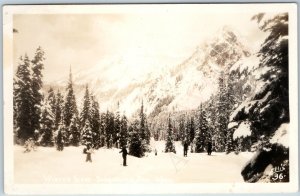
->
<box><xmin>45</xmin><ymin>26</ymin><xmax>254</xmax><ymax>121</ymax></box>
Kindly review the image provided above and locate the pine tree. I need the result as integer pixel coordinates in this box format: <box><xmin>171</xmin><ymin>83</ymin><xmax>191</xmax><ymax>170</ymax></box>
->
<box><xmin>195</xmin><ymin>104</ymin><xmax>209</xmax><ymax>153</ymax></box>
<box><xmin>63</xmin><ymin>67</ymin><xmax>78</xmax><ymax>128</ymax></box>
<box><xmin>90</xmin><ymin>95</ymin><xmax>101</xmax><ymax>148</ymax></box>
<box><xmin>139</xmin><ymin>101</ymin><xmax>147</xmax><ymax>142</ymax></box>
<box><xmin>99</xmin><ymin>112</ymin><xmax>107</xmax><ymax>147</ymax></box>
<box><xmin>207</xmin><ymin>97</ymin><xmax>217</xmax><ymax>149</ymax></box>
<box><xmin>225</xmin><ymin>73</ymin><xmax>237</xmax><ymax>153</ymax></box>
<box><xmin>215</xmin><ymin>71</ymin><xmax>228</xmax><ymax>152</ymax></box>
<box><xmin>31</xmin><ymin>47</ymin><xmax>45</xmax><ymax>136</ymax></box>
<box><xmin>105</xmin><ymin>111</ymin><xmax>114</xmax><ymax>148</ymax></box>
<box><xmin>55</xmin><ymin>123</ymin><xmax>65</xmax><ymax>151</ymax></box>
<box><xmin>79</xmin><ymin>85</ymin><xmax>91</xmax><ymax>129</ymax></box>
<box><xmin>47</xmin><ymin>87</ymin><xmax>56</xmax><ymax>118</ymax></box>
<box><xmin>178</xmin><ymin>117</ymin><xmax>185</xmax><ymax>143</ymax></box>
<box><xmin>39</xmin><ymin>98</ymin><xmax>55</xmax><ymax>146</ymax></box>
<box><xmin>68</xmin><ymin>115</ymin><xmax>80</xmax><ymax>146</ymax></box>
<box><xmin>128</xmin><ymin>120</ymin><xmax>144</xmax><ymax>157</ymax></box>
<box><xmin>144</xmin><ymin>119</ymin><xmax>151</xmax><ymax>144</ymax></box>
<box><xmin>182</xmin><ymin>117</ymin><xmax>190</xmax><ymax>145</ymax></box>
<box><xmin>165</xmin><ymin>115</ymin><xmax>176</xmax><ymax>153</ymax></box>
<box><xmin>14</xmin><ymin>55</ymin><xmax>34</xmax><ymax>144</ymax></box>
<box><xmin>231</xmin><ymin>13</ymin><xmax>289</xmax><ymax>182</ymax></box>
<box><xmin>81</xmin><ymin>120</ymin><xmax>93</xmax><ymax>147</ymax></box>
<box><xmin>54</xmin><ymin>90</ymin><xmax>64</xmax><ymax>130</ymax></box>
<box><xmin>114</xmin><ymin>104</ymin><xmax>121</xmax><ymax>148</ymax></box>
<box><xmin>119</xmin><ymin>114</ymin><xmax>128</xmax><ymax>148</ymax></box>
<box><xmin>189</xmin><ymin>117</ymin><xmax>195</xmax><ymax>144</ymax></box>
<box><xmin>63</xmin><ymin>67</ymin><xmax>78</xmax><ymax>144</ymax></box>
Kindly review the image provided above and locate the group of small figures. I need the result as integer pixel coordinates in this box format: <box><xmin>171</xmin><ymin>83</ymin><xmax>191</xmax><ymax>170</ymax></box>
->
<box><xmin>83</xmin><ymin>144</ymin><xmax>129</xmax><ymax>166</ymax></box>
<box><xmin>82</xmin><ymin>141</ymin><xmax>213</xmax><ymax>167</ymax></box>
<box><xmin>183</xmin><ymin>141</ymin><xmax>212</xmax><ymax>157</ymax></box>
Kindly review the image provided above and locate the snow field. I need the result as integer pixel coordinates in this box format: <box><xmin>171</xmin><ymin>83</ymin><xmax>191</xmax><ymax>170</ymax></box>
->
<box><xmin>14</xmin><ymin>141</ymin><xmax>253</xmax><ymax>184</ymax></box>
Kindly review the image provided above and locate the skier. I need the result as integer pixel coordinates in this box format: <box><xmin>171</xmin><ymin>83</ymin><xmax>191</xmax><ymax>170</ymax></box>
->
<box><xmin>84</xmin><ymin>144</ymin><xmax>93</xmax><ymax>162</ymax></box>
<box><xmin>154</xmin><ymin>149</ymin><xmax>157</xmax><ymax>156</ymax></box>
<box><xmin>207</xmin><ymin>141</ymin><xmax>212</xmax><ymax>155</ymax></box>
<box><xmin>119</xmin><ymin>146</ymin><xmax>128</xmax><ymax>166</ymax></box>
<box><xmin>183</xmin><ymin>142</ymin><xmax>188</xmax><ymax>157</ymax></box>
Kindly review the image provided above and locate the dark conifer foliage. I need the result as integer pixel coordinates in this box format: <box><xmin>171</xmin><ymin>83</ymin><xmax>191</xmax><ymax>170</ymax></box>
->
<box><xmin>90</xmin><ymin>95</ymin><xmax>101</xmax><ymax>148</ymax></box>
<box><xmin>195</xmin><ymin>104</ymin><xmax>209</xmax><ymax>153</ymax></box>
<box><xmin>128</xmin><ymin>120</ymin><xmax>144</xmax><ymax>157</ymax></box>
<box><xmin>165</xmin><ymin>115</ymin><xmax>176</xmax><ymax>153</ymax></box>
<box><xmin>56</xmin><ymin>124</ymin><xmax>65</xmax><ymax>151</ymax></box>
<box><xmin>81</xmin><ymin>120</ymin><xmax>93</xmax><ymax>147</ymax></box>
<box><xmin>68</xmin><ymin>115</ymin><xmax>81</xmax><ymax>146</ymax></box>
<box><xmin>63</xmin><ymin>67</ymin><xmax>78</xmax><ymax>129</ymax></box>
<box><xmin>62</xmin><ymin>68</ymin><xmax>79</xmax><ymax>145</ymax></box>
<box><xmin>80</xmin><ymin>85</ymin><xmax>91</xmax><ymax>129</ymax></box>
<box><xmin>14</xmin><ymin>55</ymin><xmax>34</xmax><ymax>144</ymax></box>
<box><xmin>231</xmin><ymin>13</ymin><xmax>289</xmax><ymax>182</ymax></box>
<box><xmin>31</xmin><ymin>47</ymin><xmax>45</xmax><ymax>137</ymax></box>
<box><xmin>119</xmin><ymin>114</ymin><xmax>128</xmax><ymax>148</ymax></box>
<box><xmin>54</xmin><ymin>90</ymin><xmax>64</xmax><ymax>130</ymax></box>
<box><xmin>38</xmin><ymin>89</ymin><xmax>55</xmax><ymax>146</ymax></box>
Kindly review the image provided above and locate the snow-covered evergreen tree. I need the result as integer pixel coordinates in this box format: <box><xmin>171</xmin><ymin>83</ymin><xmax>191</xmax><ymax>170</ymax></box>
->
<box><xmin>79</xmin><ymin>85</ymin><xmax>91</xmax><ymax>129</ymax></box>
<box><xmin>14</xmin><ymin>55</ymin><xmax>34</xmax><ymax>144</ymax></box>
<box><xmin>63</xmin><ymin>67</ymin><xmax>78</xmax><ymax>132</ymax></box>
<box><xmin>231</xmin><ymin>13</ymin><xmax>289</xmax><ymax>182</ymax></box>
<box><xmin>178</xmin><ymin>117</ymin><xmax>185</xmax><ymax>143</ymax></box>
<box><xmin>31</xmin><ymin>46</ymin><xmax>45</xmax><ymax>139</ymax></box>
<box><xmin>81</xmin><ymin>119</ymin><xmax>93</xmax><ymax>147</ymax></box>
<box><xmin>206</xmin><ymin>97</ymin><xmax>217</xmax><ymax>151</ymax></box>
<box><xmin>188</xmin><ymin>117</ymin><xmax>195</xmax><ymax>145</ymax></box>
<box><xmin>56</xmin><ymin>123</ymin><xmax>65</xmax><ymax>151</ymax></box>
<box><xmin>119</xmin><ymin>114</ymin><xmax>128</xmax><ymax>148</ymax></box>
<box><xmin>90</xmin><ymin>95</ymin><xmax>101</xmax><ymax>148</ymax></box>
<box><xmin>105</xmin><ymin>111</ymin><xmax>114</xmax><ymax>148</ymax></box>
<box><xmin>47</xmin><ymin>87</ymin><xmax>56</xmax><ymax>119</ymax></box>
<box><xmin>215</xmin><ymin>71</ymin><xmax>228</xmax><ymax>152</ymax></box>
<box><xmin>54</xmin><ymin>90</ymin><xmax>64</xmax><ymax>130</ymax></box>
<box><xmin>99</xmin><ymin>112</ymin><xmax>107</xmax><ymax>147</ymax></box>
<box><xmin>225</xmin><ymin>73</ymin><xmax>238</xmax><ymax>153</ymax></box>
<box><xmin>39</xmin><ymin>98</ymin><xmax>55</xmax><ymax>146</ymax></box>
<box><xmin>195</xmin><ymin>104</ymin><xmax>209</xmax><ymax>153</ymax></box>
<box><xmin>68</xmin><ymin>115</ymin><xmax>80</xmax><ymax>146</ymax></box>
<box><xmin>113</xmin><ymin>103</ymin><xmax>121</xmax><ymax>148</ymax></box>
<box><xmin>139</xmin><ymin>100</ymin><xmax>150</xmax><ymax>144</ymax></box>
<box><xmin>165</xmin><ymin>116</ymin><xmax>176</xmax><ymax>153</ymax></box>
<box><xmin>128</xmin><ymin>120</ymin><xmax>144</xmax><ymax>157</ymax></box>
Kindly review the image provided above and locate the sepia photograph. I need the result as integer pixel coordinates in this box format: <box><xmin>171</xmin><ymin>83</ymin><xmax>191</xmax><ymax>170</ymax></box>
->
<box><xmin>3</xmin><ymin>3</ymin><xmax>298</xmax><ymax>194</ymax></box>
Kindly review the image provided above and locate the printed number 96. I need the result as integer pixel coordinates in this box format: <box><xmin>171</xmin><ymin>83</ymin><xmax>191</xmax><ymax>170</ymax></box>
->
<box><xmin>272</xmin><ymin>173</ymin><xmax>284</xmax><ymax>181</ymax></box>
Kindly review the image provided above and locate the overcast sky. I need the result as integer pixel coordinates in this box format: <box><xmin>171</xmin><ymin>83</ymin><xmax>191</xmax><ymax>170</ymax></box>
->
<box><xmin>13</xmin><ymin>11</ymin><xmax>267</xmax><ymax>82</ymax></box>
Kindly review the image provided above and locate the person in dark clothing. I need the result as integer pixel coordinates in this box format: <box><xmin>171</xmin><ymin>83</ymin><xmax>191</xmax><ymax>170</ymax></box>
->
<box><xmin>119</xmin><ymin>146</ymin><xmax>128</xmax><ymax>166</ymax></box>
<box><xmin>183</xmin><ymin>142</ymin><xmax>188</xmax><ymax>157</ymax></box>
<box><xmin>207</xmin><ymin>141</ymin><xmax>212</xmax><ymax>155</ymax></box>
<box><xmin>56</xmin><ymin>130</ymin><xmax>64</xmax><ymax>151</ymax></box>
<box><xmin>85</xmin><ymin>144</ymin><xmax>92</xmax><ymax>162</ymax></box>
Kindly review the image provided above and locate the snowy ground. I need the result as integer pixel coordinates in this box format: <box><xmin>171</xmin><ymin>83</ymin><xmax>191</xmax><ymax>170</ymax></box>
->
<box><xmin>14</xmin><ymin>140</ymin><xmax>253</xmax><ymax>184</ymax></box>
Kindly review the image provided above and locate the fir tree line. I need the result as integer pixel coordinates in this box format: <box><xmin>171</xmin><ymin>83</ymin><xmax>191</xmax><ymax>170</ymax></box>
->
<box><xmin>13</xmin><ymin>48</ymin><xmax>151</xmax><ymax>158</ymax></box>
<box><xmin>162</xmin><ymin>69</ymin><xmax>247</xmax><ymax>154</ymax></box>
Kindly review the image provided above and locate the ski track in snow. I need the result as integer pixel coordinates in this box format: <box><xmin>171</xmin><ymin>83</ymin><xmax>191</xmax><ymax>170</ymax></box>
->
<box><xmin>14</xmin><ymin>141</ymin><xmax>253</xmax><ymax>184</ymax></box>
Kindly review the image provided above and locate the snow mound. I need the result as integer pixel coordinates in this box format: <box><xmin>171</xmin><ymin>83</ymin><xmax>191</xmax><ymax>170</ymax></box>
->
<box><xmin>233</xmin><ymin>122</ymin><xmax>251</xmax><ymax>140</ymax></box>
<box><xmin>270</xmin><ymin>123</ymin><xmax>289</xmax><ymax>148</ymax></box>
